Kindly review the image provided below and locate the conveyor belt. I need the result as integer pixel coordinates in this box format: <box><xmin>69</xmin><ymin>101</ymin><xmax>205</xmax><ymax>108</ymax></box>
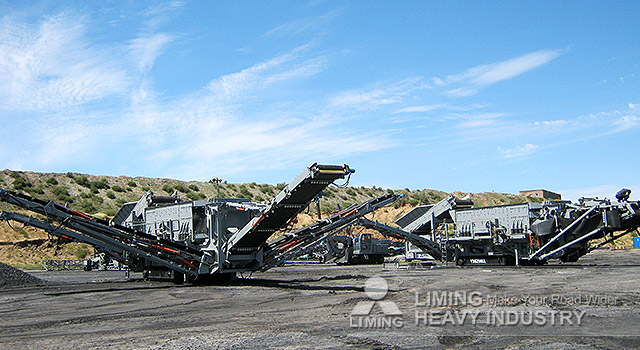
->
<box><xmin>357</xmin><ymin>217</ymin><xmax>443</xmax><ymax>259</ymax></box>
<box><xmin>227</xmin><ymin>163</ymin><xmax>353</xmax><ymax>252</ymax></box>
<box><xmin>397</xmin><ymin>195</ymin><xmax>473</xmax><ymax>234</ymax></box>
<box><xmin>260</xmin><ymin>193</ymin><xmax>402</xmax><ymax>271</ymax></box>
<box><xmin>0</xmin><ymin>189</ymin><xmax>202</xmax><ymax>275</ymax></box>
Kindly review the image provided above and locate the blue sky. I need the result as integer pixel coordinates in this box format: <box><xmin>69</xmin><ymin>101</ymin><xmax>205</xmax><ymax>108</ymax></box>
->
<box><xmin>1</xmin><ymin>1</ymin><xmax>639</xmax><ymax>201</ymax></box>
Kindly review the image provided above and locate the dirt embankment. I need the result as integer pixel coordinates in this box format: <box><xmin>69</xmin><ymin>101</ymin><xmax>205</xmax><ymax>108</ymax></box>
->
<box><xmin>0</xmin><ymin>219</ymin><xmax>94</xmax><ymax>268</ymax></box>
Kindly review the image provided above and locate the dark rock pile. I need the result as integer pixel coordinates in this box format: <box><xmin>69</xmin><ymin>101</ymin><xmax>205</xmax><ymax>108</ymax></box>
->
<box><xmin>0</xmin><ymin>262</ymin><xmax>45</xmax><ymax>288</ymax></box>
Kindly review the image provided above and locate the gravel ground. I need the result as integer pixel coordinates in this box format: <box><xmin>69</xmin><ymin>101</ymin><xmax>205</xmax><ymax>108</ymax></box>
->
<box><xmin>0</xmin><ymin>262</ymin><xmax>45</xmax><ymax>289</ymax></box>
<box><xmin>1</xmin><ymin>249</ymin><xmax>639</xmax><ymax>349</ymax></box>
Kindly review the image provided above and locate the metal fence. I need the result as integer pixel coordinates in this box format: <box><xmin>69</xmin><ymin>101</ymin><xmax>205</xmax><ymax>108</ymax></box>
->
<box><xmin>42</xmin><ymin>259</ymin><xmax>84</xmax><ymax>270</ymax></box>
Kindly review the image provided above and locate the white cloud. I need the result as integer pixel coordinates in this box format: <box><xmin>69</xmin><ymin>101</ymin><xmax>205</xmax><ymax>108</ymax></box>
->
<box><xmin>532</xmin><ymin>120</ymin><xmax>567</xmax><ymax>127</ymax></box>
<box><xmin>142</xmin><ymin>1</ymin><xmax>185</xmax><ymax>30</ymax></box>
<box><xmin>452</xmin><ymin>112</ymin><xmax>506</xmax><ymax>129</ymax></box>
<box><xmin>614</xmin><ymin>115</ymin><xmax>640</xmax><ymax>131</ymax></box>
<box><xmin>433</xmin><ymin>49</ymin><xmax>563</xmax><ymax>97</ymax></box>
<box><xmin>0</xmin><ymin>14</ymin><xmax>129</xmax><ymax>112</ymax></box>
<box><xmin>393</xmin><ymin>104</ymin><xmax>447</xmax><ymax>114</ymax></box>
<box><xmin>469</xmin><ymin>50</ymin><xmax>562</xmax><ymax>86</ymax></box>
<box><xmin>19</xmin><ymin>44</ymin><xmax>392</xmax><ymax>180</ymax></box>
<box><xmin>329</xmin><ymin>77</ymin><xmax>424</xmax><ymax>111</ymax></box>
<box><xmin>204</xmin><ymin>48</ymin><xmax>308</xmax><ymax>100</ymax></box>
<box><xmin>445</xmin><ymin>87</ymin><xmax>478</xmax><ymax>97</ymax></box>
<box><xmin>498</xmin><ymin>143</ymin><xmax>539</xmax><ymax>158</ymax></box>
<box><xmin>263</xmin><ymin>12</ymin><xmax>337</xmax><ymax>38</ymax></box>
<box><xmin>129</xmin><ymin>33</ymin><xmax>175</xmax><ymax>72</ymax></box>
<box><xmin>393</xmin><ymin>103</ymin><xmax>487</xmax><ymax>114</ymax></box>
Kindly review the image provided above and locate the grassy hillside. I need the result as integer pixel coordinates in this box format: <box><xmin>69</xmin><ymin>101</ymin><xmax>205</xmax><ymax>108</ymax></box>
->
<box><xmin>5</xmin><ymin>169</ymin><xmax>629</xmax><ymax>268</ymax></box>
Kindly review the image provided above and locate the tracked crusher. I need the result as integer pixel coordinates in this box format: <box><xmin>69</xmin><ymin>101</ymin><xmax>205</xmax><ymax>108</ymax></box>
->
<box><xmin>0</xmin><ymin>163</ymin><xmax>398</xmax><ymax>282</ymax></box>
<box><xmin>359</xmin><ymin>193</ymin><xmax>640</xmax><ymax>266</ymax></box>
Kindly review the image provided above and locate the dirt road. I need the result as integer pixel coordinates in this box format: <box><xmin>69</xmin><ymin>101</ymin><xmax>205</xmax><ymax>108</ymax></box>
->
<box><xmin>1</xmin><ymin>249</ymin><xmax>640</xmax><ymax>349</ymax></box>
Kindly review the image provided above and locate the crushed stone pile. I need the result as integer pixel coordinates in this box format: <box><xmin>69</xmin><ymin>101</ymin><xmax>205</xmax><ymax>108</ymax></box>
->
<box><xmin>0</xmin><ymin>262</ymin><xmax>45</xmax><ymax>288</ymax></box>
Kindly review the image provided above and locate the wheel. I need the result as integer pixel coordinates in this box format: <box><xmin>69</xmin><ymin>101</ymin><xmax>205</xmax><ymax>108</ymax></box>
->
<box><xmin>172</xmin><ymin>271</ymin><xmax>185</xmax><ymax>285</ymax></box>
<box><xmin>83</xmin><ymin>259</ymin><xmax>92</xmax><ymax>271</ymax></box>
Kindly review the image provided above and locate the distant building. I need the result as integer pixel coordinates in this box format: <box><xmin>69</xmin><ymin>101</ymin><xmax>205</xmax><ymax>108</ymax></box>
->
<box><xmin>519</xmin><ymin>189</ymin><xmax>561</xmax><ymax>200</ymax></box>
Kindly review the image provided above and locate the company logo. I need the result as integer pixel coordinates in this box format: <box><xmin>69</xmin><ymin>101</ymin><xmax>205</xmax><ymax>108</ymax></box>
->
<box><xmin>350</xmin><ymin>276</ymin><xmax>403</xmax><ymax>328</ymax></box>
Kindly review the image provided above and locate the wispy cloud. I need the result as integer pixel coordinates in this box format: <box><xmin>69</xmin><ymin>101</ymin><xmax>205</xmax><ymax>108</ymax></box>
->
<box><xmin>434</xmin><ymin>49</ymin><xmax>563</xmax><ymax>97</ymax></box>
<box><xmin>498</xmin><ymin>143</ymin><xmax>539</xmax><ymax>158</ymax></box>
<box><xmin>454</xmin><ymin>112</ymin><xmax>507</xmax><ymax>129</ymax></box>
<box><xmin>129</xmin><ymin>33</ymin><xmax>175</xmax><ymax>73</ymax></box>
<box><xmin>11</xmin><ymin>39</ymin><xmax>392</xmax><ymax>179</ymax></box>
<box><xmin>614</xmin><ymin>115</ymin><xmax>640</xmax><ymax>131</ymax></box>
<box><xmin>531</xmin><ymin>120</ymin><xmax>568</xmax><ymax>127</ymax></box>
<box><xmin>393</xmin><ymin>104</ymin><xmax>447</xmax><ymax>114</ymax></box>
<box><xmin>329</xmin><ymin>77</ymin><xmax>426</xmax><ymax>111</ymax></box>
<box><xmin>263</xmin><ymin>12</ymin><xmax>338</xmax><ymax>38</ymax></box>
<box><xmin>0</xmin><ymin>14</ymin><xmax>129</xmax><ymax>112</ymax></box>
<box><xmin>447</xmin><ymin>102</ymin><xmax>639</xmax><ymax>161</ymax></box>
<box><xmin>142</xmin><ymin>1</ymin><xmax>185</xmax><ymax>30</ymax></box>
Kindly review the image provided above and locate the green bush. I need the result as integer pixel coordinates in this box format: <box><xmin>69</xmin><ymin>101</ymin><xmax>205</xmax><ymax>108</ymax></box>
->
<box><xmin>11</xmin><ymin>174</ymin><xmax>32</xmax><ymax>191</ymax></box>
<box><xmin>239</xmin><ymin>186</ymin><xmax>251</xmax><ymax>198</ymax></box>
<box><xmin>260</xmin><ymin>185</ymin><xmax>273</xmax><ymax>194</ymax></box>
<box><xmin>106</xmin><ymin>191</ymin><xmax>116</xmax><ymax>199</ymax></box>
<box><xmin>112</xmin><ymin>185</ymin><xmax>125</xmax><ymax>192</ymax></box>
<box><xmin>162</xmin><ymin>184</ymin><xmax>173</xmax><ymax>194</ymax></box>
<box><xmin>188</xmin><ymin>184</ymin><xmax>199</xmax><ymax>192</ymax></box>
<box><xmin>18</xmin><ymin>229</ymin><xmax>29</xmax><ymax>238</ymax></box>
<box><xmin>186</xmin><ymin>192</ymin><xmax>198</xmax><ymax>200</ymax></box>
<box><xmin>174</xmin><ymin>184</ymin><xmax>189</xmax><ymax>193</ymax></box>
<box><xmin>92</xmin><ymin>194</ymin><xmax>103</xmax><ymax>204</ymax></box>
<box><xmin>51</xmin><ymin>186</ymin><xmax>72</xmax><ymax>203</ymax></box>
<box><xmin>45</xmin><ymin>177</ymin><xmax>58</xmax><ymax>186</ymax></box>
<box><xmin>80</xmin><ymin>192</ymin><xmax>103</xmax><ymax>204</ymax></box>
<box><xmin>75</xmin><ymin>245</ymin><xmax>91</xmax><ymax>259</ymax></box>
<box><xmin>186</xmin><ymin>192</ymin><xmax>206</xmax><ymax>200</ymax></box>
<box><xmin>80</xmin><ymin>199</ymin><xmax>97</xmax><ymax>214</ymax></box>
<box><xmin>74</xmin><ymin>176</ymin><xmax>91</xmax><ymax>188</ymax></box>
<box><xmin>127</xmin><ymin>180</ymin><xmax>137</xmax><ymax>187</ymax></box>
<box><xmin>90</xmin><ymin>178</ymin><xmax>110</xmax><ymax>190</ymax></box>
<box><xmin>28</xmin><ymin>185</ymin><xmax>44</xmax><ymax>195</ymax></box>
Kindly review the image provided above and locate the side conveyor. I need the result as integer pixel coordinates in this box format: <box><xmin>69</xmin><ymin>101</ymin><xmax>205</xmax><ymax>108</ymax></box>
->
<box><xmin>259</xmin><ymin>193</ymin><xmax>402</xmax><ymax>271</ymax></box>
<box><xmin>356</xmin><ymin>218</ymin><xmax>443</xmax><ymax>259</ymax></box>
<box><xmin>398</xmin><ymin>195</ymin><xmax>473</xmax><ymax>234</ymax></box>
<box><xmin>0</xmin><ymin>189</ymin><xmax>202</xmax><ymax>276</ymax></box>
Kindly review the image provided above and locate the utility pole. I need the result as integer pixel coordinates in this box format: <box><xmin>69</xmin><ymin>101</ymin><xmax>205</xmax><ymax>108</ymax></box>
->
<box><xmin>211</xmin><ymin>177</ymin><xmax>222</xmax><ymax>198</ymax></box>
